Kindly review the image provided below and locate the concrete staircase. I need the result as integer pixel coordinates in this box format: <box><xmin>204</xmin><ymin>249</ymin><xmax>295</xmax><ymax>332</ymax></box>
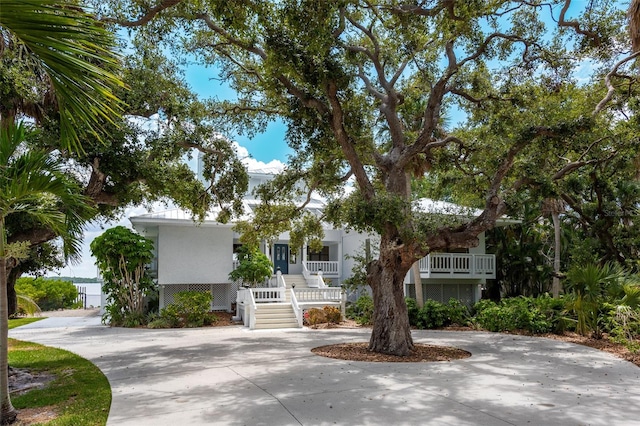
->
<box><xmin>252</xmin><ymin>274</ymin><xmax>307</xmax><ymax>329</ymax></box>
<box><xmin>253</xmin><ymin>303</ymin><xmax>299</xmax><ymax>329</ymax></box>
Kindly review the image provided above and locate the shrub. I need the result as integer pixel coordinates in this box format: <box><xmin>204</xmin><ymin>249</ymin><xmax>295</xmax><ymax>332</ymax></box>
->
<box><xmin>346</xmin><ymin>293</ymin><xmax>374</xmax><ymax>325</ymax></box>
<box><xmin>15</xmin><ymin>277</ymin><xmax>80</xmax><ymax>311</ymax></box>
<box><xmin>323</xmin><ymin>306</ymin><xmax>342</xmax><ymax>323</ymax></box>
<box><xmin>473</xmin><ymin>296</ymin><xmax>559</xmax><ymax>334</ymax></box>
<box><xmin>446</xmin><ymin>298</ymin><xmax>471</xmax><ymax>326</ymax></box>
<box><xmin>306</xmin><ymin>308</ymin><xmax>326</xmax><ymax>325</ymax></box>
<box><xmin>91</xmin><ymin>226</ymin><xmax>156</xmax><ymax>326</ymax></box>
<box><xmin>405</xmin><ymin>297</ymin><xmax>420</xmax><ymax>326</ymax></box>
<box><xmin>416</xmin><ymin>299</ymin><xmax>448</xmax><ymax>329</ymax></box>
<box><xmin>156</xmin><ymin>291</ymin><xmax>215</xmax><ymax>328</ymax></box>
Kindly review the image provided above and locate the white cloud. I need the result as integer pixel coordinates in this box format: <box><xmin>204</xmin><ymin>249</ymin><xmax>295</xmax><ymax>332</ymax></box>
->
<box><xmin>233</xmin><ymin>142</ymin><xmax>286</xmax><ymax>173</ymax></box>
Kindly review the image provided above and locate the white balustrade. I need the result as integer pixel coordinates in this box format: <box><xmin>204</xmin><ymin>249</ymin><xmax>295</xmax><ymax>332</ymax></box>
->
<box><xmin>305</xmin><ymin>261</ymin><xmax>339</xmax><ymax>275</ymax></box>
<box><xmin>250</xmin><ymin>287</ymin><xmax>286</xmax><ymax>303</ymax></box>
<box><xmin>418</xmin><ymin>253</ymin><xmax>496</xmax><ymax>278</ymax></box>
<box><xmin>293</xmin><ymin>287</ymin><xmax>342</xmax><ymax>302</ymax></box>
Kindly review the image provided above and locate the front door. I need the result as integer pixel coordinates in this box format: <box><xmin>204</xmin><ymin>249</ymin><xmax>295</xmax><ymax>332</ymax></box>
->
<box><xmin>274</xmin><ymin>244</ymin><xmax>289</xmax><ymax>274</ymax></box>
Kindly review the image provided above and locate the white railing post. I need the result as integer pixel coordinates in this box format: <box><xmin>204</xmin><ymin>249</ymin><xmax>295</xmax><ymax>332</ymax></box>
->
<box><xmin>248</xmin><ymin>289</ymin><xmax>257</xmax><ymax>329</ymax></box>
<box><xmin>340</xmin><ymin>286</ymin><xmax>346</xmax><ymax>321</ymax></box>
<box><xmin>276</xmin><ymin>268</ymin><xmax>285</xmax><ymax>288</ymax></box>
<box><xmin>317</xmin><ymin>269</ymin><xmax>325</xmax><ymax>288</ymax></box>
<box><xmin>291</xmin><ymin>288</ymin><xmax>302</xmax><ymax>327</ymax></box>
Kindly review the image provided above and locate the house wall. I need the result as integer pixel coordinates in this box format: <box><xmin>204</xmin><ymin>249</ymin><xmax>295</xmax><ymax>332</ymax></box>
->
<box><xmin>158</xmin><ymin>225</ymin><xmax>233</xmax><ymax>284</ymax></box>
<box><xmin>340</xmin><ymin>231</ymin><xmax>371</xmax><ymax>284</ymax></box>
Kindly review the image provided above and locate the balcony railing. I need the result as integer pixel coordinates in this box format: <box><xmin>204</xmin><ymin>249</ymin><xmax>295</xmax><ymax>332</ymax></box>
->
<box><xmin>304</xmin><ymin>261</ymin><xmax>339</xmax><ymax>276</ymax></box>
<box><xmin>418</xmin><ymin>253</ymin><xmax>495</xmax><ymax>279</ymax></box>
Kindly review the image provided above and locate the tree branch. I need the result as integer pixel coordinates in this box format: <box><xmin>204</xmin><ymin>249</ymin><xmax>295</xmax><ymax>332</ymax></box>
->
<box><xmin>102</xmin><ymin>0</ymin><xmax>183</xmax><ymax>27</ymax></box>
<box><xmin>593</xmin><ymin>51</ymin><xmax>640</xmax><ymax>114</ymax></box>
<box><xmin>557</xmin><ymin>0</ymin><xmax>601</xmax><ymax>46</ymax></box>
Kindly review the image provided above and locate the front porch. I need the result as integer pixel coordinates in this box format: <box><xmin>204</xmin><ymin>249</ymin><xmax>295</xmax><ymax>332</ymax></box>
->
<box><xmin>235</xmin><ymin>274</ymin><xmax>346</xmax><ymax>330</ymax></box>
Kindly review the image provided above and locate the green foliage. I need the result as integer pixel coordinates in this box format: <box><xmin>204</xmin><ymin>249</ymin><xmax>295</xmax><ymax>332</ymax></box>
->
<box><xmin>0</xmin><ymin>0</ymin><xmax>124</xmax><ymax>152</ymax></box>
<box><xmin>473</xmin><ymin>296</ymin><xmax>561</xmax><ymax>334</ymax></box>
<box><xmin>346</xmin><ymin>294</ymin><xmax>374</xmax><ymax>326</ymax></box>
<box><xmin>150</xmin><ymin>291</ymin><xmax>215</xmax><ymax>328</ymax></box>
<box><xmin>229</xmin><ymin>245</ymin><xmax>273</xmax><ymax>287</ymax></box>
<box><xmin>90</xmin><ymin>226</ymin><xmax>155</xmax><ymax>327</ymax></box>
<box><xmin>8</xmin><ymin>339</ymin><xmax>110</xmax><ymax>425</ymax></box>
<box><xmin>15</xmin><ymin>277</ymin><xmax>79</xmax><ymax>311</ymax></box>
<box><xmin>406</xmin><ymin>298</ymin><xmax>471</xmax><ymax>329</ymax></box>
<box><xmin>564</xmin><ymin>262</ymin><xmax>623</xmax><ymax>337</ymax></box>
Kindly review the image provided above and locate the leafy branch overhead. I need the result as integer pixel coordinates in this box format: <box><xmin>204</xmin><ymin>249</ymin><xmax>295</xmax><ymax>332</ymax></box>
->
<box><xmin>90</xmin><ymin>0</ymin><xmax>638</xmax><ymax>356</ymax></box>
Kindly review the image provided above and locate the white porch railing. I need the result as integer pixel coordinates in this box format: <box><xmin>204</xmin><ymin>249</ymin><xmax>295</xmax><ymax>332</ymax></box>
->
<box><xmin>418</xmin><ymin>253</ymin><xmax>496</xmax><ymax>279</ymax></box>
<box><xmin>293</xmin><ymin>287</ymin><xmax>342</xmax><ymax>302</ymax></box>
<box><xmin>251</xmin><ymin>287</ymin><xmax>286</xmax><ymax>303</ymax></box>
<box><xmin>304</xmin><ymin>261</ymin><xmax>339</xmax><ymax>276</ymax></box>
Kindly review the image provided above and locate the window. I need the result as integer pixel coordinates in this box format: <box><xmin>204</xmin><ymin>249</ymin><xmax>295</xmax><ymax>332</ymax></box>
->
<box><xmin>307</xmin><ymin>246</ymin><xmax>329</xmax><ymax>261</ymax></box>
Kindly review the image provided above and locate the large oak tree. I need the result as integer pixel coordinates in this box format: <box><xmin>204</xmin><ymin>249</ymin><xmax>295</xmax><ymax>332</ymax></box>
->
<box><xmin>95</xmin><ymin>0</ymin><xmax>636</xmax><ymax>355</ymax></box>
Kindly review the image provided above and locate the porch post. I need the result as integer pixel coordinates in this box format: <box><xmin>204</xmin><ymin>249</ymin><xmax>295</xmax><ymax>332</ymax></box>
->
<box><xmin>337</xmin><ymin>242</ymin><xmax>342</xmax><ymax>276</ymax></box>
<box><xmin>302</xmin><ymin>242</ymin><xmax>307</xmax><ymax>266</ymax></box>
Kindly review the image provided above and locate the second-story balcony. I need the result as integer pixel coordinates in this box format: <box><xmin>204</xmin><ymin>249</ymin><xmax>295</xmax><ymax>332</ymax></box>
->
<box><xmin>419</xmin><ymin>253</ymin><xmax>496</xmax><ymax>279</ymax></box>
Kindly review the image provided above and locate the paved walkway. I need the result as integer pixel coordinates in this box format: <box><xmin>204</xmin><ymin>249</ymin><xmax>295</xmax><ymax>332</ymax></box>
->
<box><xmin>10</xmin><ymin>314</ymin><xmax>640</xmax><ymax>426</ymax></box>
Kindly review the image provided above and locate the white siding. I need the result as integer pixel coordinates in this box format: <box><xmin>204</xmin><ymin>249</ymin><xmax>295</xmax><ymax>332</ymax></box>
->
<box><xmin>158</xmin><ymin>226</ymin><xmax>233</xmax><ymax>284</ymax></box>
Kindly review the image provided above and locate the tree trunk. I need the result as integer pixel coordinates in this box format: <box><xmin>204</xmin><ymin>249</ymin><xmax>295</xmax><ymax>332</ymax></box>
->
<box><xmin>6</xmin><ymin>268</ymin><xmax>17</xmax><ymax>318</ymax></box>
<box><xmin>367</xmin><ymin>236</ymin><xmax>414</xmax><ymax>356</ymax></box>
<box><xmin>411</xmin><ymin>261</ymin><xmax>424</xmax><ymax>308</ymax></box>
<box><xmin>1</xmin><ymin>256</ymin><xmax>18</xmax><ymax>424</ymax></box>
<box><xmin>550</xmin><ymin>210</ymin><xmax>562</xmax><ymax>297</ymax></box>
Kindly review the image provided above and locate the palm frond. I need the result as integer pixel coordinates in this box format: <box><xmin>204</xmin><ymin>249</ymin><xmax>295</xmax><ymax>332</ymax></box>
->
<box><xmin>0</xmin><ymin>0</ymin><xmax>125</xmax><ymax>152</ymax></box>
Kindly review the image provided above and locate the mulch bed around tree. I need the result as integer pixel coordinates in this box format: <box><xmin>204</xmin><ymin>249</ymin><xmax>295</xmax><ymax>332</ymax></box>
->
<box><xmin>311</xmin><ymin>342</ymin><xmax>471</xmax><ymax>362</ymax></box>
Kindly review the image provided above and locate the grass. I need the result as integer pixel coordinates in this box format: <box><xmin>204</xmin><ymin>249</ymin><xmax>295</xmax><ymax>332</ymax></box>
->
<box><xmin>8</xmin><ymin>339</ymin><xmax>111</xmax><ymax>425</ymax></box>
<box><xmin>8</xmin><ymin>317</ymin><xmax>45</xmax><ymax>329</ymax></box>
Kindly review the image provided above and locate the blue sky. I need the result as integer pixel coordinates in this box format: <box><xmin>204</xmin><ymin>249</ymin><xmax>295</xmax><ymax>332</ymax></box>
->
<box><xmin>53</xmin><ymin>1</ymin><xmax>615</xmax><ymax>278</ymax></box>
<box><xmin>184</xmin><ymin>64</ymin><xmax>291</xmax><ymax>164</ymax></box>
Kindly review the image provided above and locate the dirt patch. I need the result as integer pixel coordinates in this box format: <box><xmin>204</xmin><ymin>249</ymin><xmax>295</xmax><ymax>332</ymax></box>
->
<box><xmin>13</xmin><ymin>406</ymin><xmax>58</xmax><ymax>425</ymax></box>
<box><xmin>209</xmin><ymin>311</ymin><xmax>240</xmax><ymax>327</ymax></box>
<box><xmin>312</xmin><ymin>342</ymin><xmax>471</xmax><ymax>362</ymax></box>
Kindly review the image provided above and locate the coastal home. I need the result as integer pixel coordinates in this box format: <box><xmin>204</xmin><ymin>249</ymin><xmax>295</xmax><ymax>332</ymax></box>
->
<box><xmin>129</xmin><ymin>170</ymin><xmax>513</xmax><ymax>329</ymax></box>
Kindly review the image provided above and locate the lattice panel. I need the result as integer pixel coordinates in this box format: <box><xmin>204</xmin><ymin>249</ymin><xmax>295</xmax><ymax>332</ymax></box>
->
<box><xmin>424</xmin><ymin>284</ymin><xmax>443</xmax><ymax>303</ymax></box>
<box><xmin>458</xmin><ymin>284</ymin><xmax>475</xmax><ymax>307</ymax></box>
<box><xmin>162</xmin><ymin>284</ymin><xmax>189</xmax><ymax>306</ymax></box>
<box><xmin>443</xmin><ymin>285</ymin><xmax>459</xmax><ymax>303</ymax></box>
<box><xmin>162</xmin><ymin>284</ymin><xmax>233</xmax><ymax>311</ymax></box>
<box><xmin>405</xmin><ymin>283</ymin><xmax>416</xmax><ymax>299</ymax></box>
<box><xmin>210</xmin><ymin>284</ymin><xmax>229</xmax><ymax>309</ymax></box>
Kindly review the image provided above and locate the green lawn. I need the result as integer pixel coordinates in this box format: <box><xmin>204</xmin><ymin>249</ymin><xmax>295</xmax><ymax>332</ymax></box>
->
<box><xmin>8</xmin><ymin>317</ymin><xmax>45</xmax><ymax>329</ymax></box>
<box><xmin>8</xmin><ymin>338</ymin><xmax>111</xmax><ymax>425</ymax></box>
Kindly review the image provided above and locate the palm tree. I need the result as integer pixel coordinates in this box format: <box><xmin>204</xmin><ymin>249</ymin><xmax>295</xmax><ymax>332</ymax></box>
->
<box><xmin>542</xmin><ymin>198</ymin><xmax>566</xmax><ymax>297</ymax></box>
<box><xmin>1</xmin><ymin>122</ymin><xmax>94</xmax><ymax>424</ymax></box>
<box><xmin>0</xmin><ymin>0</ymin><xmax>124</xmax><ymax>151</ymax></box>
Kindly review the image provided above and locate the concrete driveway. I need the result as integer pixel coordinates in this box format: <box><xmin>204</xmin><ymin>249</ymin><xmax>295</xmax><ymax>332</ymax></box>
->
<box><xmin>10</xmin><ymin>315</ymin><xmax>640</xmax><ymax>426</ymax></box>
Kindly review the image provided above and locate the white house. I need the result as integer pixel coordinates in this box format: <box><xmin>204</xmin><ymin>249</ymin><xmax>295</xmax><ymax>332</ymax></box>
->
<box><xmin>129</xmin><ymin>171</ymin><xmax>514</xmax><ymax>329</ymax></box>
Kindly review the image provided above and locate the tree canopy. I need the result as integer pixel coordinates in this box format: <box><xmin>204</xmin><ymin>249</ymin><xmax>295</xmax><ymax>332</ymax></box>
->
<box><xmin>88</xmin><ymin>0</ymin><xmax>639</xmax><ymax>355</ymax></box>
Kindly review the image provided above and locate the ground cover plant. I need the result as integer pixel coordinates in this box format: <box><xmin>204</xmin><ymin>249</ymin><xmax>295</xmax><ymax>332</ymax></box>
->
<box><xmin>8</xmin><ymin>338</ymin><xmax>111</xmax><ymax>425</ymax></box>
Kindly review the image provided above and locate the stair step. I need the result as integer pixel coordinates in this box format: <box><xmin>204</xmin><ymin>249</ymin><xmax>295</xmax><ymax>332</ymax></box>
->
<box><xmin>254</xmin><ymin>322</ymin><xmax>299</xmax><ymax>329</ymax></box>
